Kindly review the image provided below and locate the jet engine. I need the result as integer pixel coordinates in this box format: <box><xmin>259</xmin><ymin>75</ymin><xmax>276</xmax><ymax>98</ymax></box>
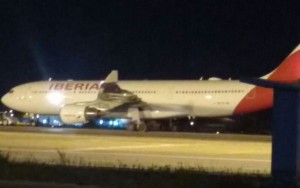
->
<box><xmin>59</xmin><ymin>104</ymin><xmax>106</xmax><ymax>124</ymax></box>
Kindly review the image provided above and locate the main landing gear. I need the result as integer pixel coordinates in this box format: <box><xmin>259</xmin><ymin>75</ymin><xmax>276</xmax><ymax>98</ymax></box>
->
<box><xmin>126</xmin><ymin>108</ymin><xmax>148</xmax><ymax>132</ymax></box>
<box><xmin>126</xmin><ymin>108</ymin><xmax>185</xmax><ymax>132</ymax></box>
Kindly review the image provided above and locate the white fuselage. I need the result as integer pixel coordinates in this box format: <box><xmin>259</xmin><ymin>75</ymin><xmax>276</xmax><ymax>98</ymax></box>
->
<box><xmin>3</xmin><ymin>44</ymin><xmax>300</xmax><ymax>120</ymax></box>
<box><xmin>1</xmin><ymin>80</ymin><xmax>256</xmax><ymax>117</ymax></box>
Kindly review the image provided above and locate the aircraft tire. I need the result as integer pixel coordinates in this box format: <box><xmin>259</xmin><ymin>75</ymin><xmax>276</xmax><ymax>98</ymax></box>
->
<box><xmin>137</xmin><ymin>122</ymin><xmax>148</xmax><ymax>132</ymax></box>
<box><xmin>126</xmin><ymin>122</ymin><xmax>136</xmax><ymax>131</ymax></box>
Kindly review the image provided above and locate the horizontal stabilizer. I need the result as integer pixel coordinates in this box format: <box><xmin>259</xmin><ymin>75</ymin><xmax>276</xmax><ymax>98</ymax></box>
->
<box><xmin>240</xmin><ymin>77</ymin><xmax>300</xmax><ymax>90</ymax></box>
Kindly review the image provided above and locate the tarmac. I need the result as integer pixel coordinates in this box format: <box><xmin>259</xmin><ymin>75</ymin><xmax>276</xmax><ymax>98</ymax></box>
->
<box><xmin>0</xmin><ymin>126</ymin><xmax>271</xmax><ymax>174</ymax></box>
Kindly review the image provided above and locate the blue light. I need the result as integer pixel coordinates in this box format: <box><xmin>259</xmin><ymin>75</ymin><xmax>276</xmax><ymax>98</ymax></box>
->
<box><xmin>113</xmin><ymin>120</ymin><xmax>119</xmax><ymax>126</ymax></box>
<box><xmin>93</xmin><ymin>118</ymin><xmax>129</xmax><ymax>129</ymax></box>
<box><xmin>42</xmin><ymin>119</ymin><xmax>47</xmax><ymax>124</ymax></box>
<box><xmin>53</xmin><ymin>119</ymin><xmax>63</xmax><ymax>126</ymax></box>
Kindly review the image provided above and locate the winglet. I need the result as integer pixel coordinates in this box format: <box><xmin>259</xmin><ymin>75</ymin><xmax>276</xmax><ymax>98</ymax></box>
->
<box><xmin>104</xmin><ymin>70</ymin><xmax>118</xmax><ymax>83</ymax></box>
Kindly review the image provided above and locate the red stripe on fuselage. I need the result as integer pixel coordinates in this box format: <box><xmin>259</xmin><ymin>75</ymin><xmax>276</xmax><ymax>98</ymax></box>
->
<box><xmin>233</xmin><ymin>87</ymin><xmax>273</xmax><ymax>115</ymax></box>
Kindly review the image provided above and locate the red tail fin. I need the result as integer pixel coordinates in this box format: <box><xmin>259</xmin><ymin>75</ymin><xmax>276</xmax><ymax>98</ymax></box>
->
<box><xmin>263</xmin><ymin>44</ymin><xmax>300</xmax><ymax>82</ymax></box>
<box><xmin>234</xmin><ymin>44</ymin><xmax>300</xmax><ymax>115</ymax></box>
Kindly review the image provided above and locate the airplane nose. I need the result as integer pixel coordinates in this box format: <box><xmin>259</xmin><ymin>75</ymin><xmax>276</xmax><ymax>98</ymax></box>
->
<box><xmin>1</xmin><ymin>93</ymin><xmax>10</xmax><ymax>107</ymax></box>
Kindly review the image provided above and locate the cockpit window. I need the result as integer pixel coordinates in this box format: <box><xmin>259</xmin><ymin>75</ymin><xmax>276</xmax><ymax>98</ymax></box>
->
<box><xmin>8</xmin><ymin>90</ymin><xmax>14</xmax><ymax>94</ymax></box>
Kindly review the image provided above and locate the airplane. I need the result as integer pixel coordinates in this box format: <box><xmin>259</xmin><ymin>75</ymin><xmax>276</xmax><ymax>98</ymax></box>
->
<box><xmin>2</xmin><ymin>44</ymin><xmax>300</xmax><ymax>131</ymax></box>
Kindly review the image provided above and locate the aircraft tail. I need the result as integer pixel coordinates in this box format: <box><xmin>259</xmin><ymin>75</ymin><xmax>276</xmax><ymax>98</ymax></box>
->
<box><xmin>261</xmin><ymin>44</ymin><xmax>300</xmax><ymax>82</ymax></box>
<box><xmin>234</xmin><ymin>43</ymin><xmax>300</xmax><ymax>115</ymax></box>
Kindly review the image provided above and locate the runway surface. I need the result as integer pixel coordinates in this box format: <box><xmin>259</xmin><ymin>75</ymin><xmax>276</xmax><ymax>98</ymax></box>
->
<box><xmin>0</xmin><ymin>126</ymin><xmax>271</xmax><ymax>174</ymax></box>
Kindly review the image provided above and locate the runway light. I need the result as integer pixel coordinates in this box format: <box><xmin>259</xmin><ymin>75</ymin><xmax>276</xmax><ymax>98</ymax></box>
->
<box><xmin>190</xmin><ymin>121</ymin><xmax>194</xmax><ymax>126</ymax></box>
<box><xmin>216</xmin><ymin>131</ymin><xmax>220</xmax><ymax>134</ymax></box>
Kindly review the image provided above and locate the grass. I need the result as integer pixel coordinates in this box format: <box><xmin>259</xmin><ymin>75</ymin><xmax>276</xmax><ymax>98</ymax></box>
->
<box><xmin>0</xmin><ymin>150</ymin><xmax>275</xmax><ymax>188</ymax></box>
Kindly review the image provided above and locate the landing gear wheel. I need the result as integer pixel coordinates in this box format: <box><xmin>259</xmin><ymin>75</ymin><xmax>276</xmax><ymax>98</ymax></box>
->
<box><xmin>126</xmin><ymin>122</ymin><xmax>136</xmax><ymax>131</ymax></box>
<box><xmin>138</xmin><ymin>122</ymin><xmax>148</xmax><ymax>132</ymax></box>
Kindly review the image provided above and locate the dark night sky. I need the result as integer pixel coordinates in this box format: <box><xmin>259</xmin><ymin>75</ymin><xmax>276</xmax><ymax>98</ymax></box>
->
<box><xmin>0</xmin><ymin>0</ymin><xmax>299</xmax><ymax>96</ymax></box>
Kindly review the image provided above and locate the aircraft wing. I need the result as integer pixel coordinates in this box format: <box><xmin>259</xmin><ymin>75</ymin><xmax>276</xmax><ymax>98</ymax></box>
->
<box><xmin>60</xmin><ymin>70</ymin><xmax>189</xmax><ymax>124</ymax></box>
<box><xmin>60</xmin><ymin>71</ymin><xmax>142</xmax><ymax>123</ymax></box>
<box><xmin>93</xmin><ymin>71</ymin><xmax>189</xmax><ymax>118</ymax></box>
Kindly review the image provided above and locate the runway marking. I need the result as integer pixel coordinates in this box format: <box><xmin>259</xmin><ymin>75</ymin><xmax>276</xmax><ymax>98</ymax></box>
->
<box><xmin>66</xmin><ymin>143</ymin><xmax>190</xmax><ymax>152</ymax></box>
<box><xmin>0</xmin><ymin>143</ymin><xmax>189</xmax><ymax>153</ymax></box>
